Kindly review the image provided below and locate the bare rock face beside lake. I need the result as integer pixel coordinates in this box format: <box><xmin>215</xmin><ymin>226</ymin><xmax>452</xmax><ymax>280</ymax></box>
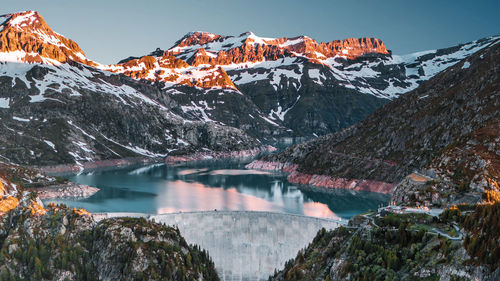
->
<box><xmin>28</xmin><ymin>182</ymin><xmax>99</xmax><ymax>199</ymax></box>
<box><xmin>252</xmin><ymin>38</ymin><xmax>500</xmax><ymax>206</ymax></box>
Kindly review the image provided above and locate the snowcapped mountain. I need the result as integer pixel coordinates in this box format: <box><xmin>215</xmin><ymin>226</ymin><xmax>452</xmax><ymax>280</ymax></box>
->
<box><xmin>123</xmin><ymin>30</ymin><xmax>497</xmax><ymax>99</ymax></box>
<box><xmin>116</xmin><ymin>30</ymin><xmax>497</xmax><ymax>139</ymax></box>
<box><xmin>0</xmin><ymin>10</ymin><xmax>497</xmax><ymax>166</ymax></box>
<box><xmin>169</xmin><ymin>31</ymin><xmax>388</xmax><ymax>63</ymax></box>
<box><xmin>110</xmin><ymin>31</ymin><xmax>389</xmax><ymax>93</ymax></box>
<box><xmin>0</xmin><ymin>11</ymin><xmax>96</xmax><ymax>66</ymax></box>
<box><xmin>0</xmin><ymin>11</ymin><xmax>261</xmax><ymax>167</ymax></box>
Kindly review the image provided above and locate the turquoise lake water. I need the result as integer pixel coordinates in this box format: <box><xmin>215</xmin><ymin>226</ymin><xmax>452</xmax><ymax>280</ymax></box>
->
<box><xmin>45</xmin><ymin>160</ymin><xmax>389</xmax><ymax>219</ymax></box>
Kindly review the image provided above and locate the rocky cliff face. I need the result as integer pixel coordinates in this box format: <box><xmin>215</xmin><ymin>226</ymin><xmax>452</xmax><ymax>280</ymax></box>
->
<box><xmin>0</xmin><ymin>204</ymin><xmax>219</xmax><ymax>281</ymax></box>
<box><xmin>0</xmin><ymin>11</ymin><xmax>95</xmax><ymax>66</ymax></box>
<box><xmin>0</xmin><ymin>161</ymin><xmax>53</xmax><ymax>214</ymax></box>
<box><xmin>168</xmin><ymin>31</ymin><xmax>388</xmax><ymax>65</ymax></box>
<box><xmin>254</xmin><ymin>39</ymin><xmax>499</xmax><ymax>202</ymax></box>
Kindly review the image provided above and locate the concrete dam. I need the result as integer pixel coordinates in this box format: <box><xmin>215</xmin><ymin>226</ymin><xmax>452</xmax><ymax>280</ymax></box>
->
<box><xmin>96</xmin><ymin>211</ymin><xmax>343</xmax><ymax>281</ymax></box>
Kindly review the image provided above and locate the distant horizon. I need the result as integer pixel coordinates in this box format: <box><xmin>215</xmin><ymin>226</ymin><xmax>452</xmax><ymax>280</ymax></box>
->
<box><xmin>1</xmin><ymin>0</ymin><xmax>499</xmax><ymax>64</ymax></box>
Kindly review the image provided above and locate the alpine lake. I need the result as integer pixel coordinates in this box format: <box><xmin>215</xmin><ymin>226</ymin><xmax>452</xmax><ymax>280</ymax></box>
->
<box><xmin>45</xmin><ymin>159</ymin><xmax>390</xmax><ymax>220</ymax></box>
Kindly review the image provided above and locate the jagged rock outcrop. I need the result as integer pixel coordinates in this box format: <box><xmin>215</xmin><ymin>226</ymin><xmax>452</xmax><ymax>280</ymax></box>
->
<box><xmin>0</xmin><ymin>11</ymin><xmax>96</xmax><ymax>66</ymax></box>
<box><xmin>0</xmin><ymin>161</ymin><xmax>55</xmax><ymax>214</ymax></box>
<box><xmin>170</xmin><ymin>31</ymin><xmax>388</xmax><ymax>65</ymax></box>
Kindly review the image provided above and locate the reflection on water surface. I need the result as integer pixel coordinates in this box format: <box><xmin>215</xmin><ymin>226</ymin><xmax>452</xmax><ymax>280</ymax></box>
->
<box><xmin>45</xmin><ymin>160</ymin><xmax>389</xmax><ymax>219</ymax></box>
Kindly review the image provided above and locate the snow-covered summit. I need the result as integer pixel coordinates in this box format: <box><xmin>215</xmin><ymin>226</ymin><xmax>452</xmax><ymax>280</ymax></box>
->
<box><xmin>167</xmin><ymin>30</ymin><xmax>388</xmax><ymax>64</ymax></box>
<box><xmin>1</xmin><ymin>10</ymin><xmax>498</xmax><ymax>142</ymax></box>
<box><xmin>0</xmin><ymin>11</ymin><xmax>96</xmax><ymax>66</ymax></box>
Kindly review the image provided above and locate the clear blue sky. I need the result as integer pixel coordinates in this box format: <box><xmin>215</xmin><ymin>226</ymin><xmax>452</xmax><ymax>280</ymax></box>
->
<box><xmin>1</xmin><ymin>0</ymin><xmax>499</xmax><ymax>64</ymax></box>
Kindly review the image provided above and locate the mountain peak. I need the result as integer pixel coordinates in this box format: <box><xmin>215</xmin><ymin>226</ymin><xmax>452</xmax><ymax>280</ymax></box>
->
<box><xmin>240</xmin><ymin>31</ymin><xmax>258</xmax><ymax>37</ymax></box>
<box><xmin>173</xmin><ymin>31</ymin><xmax>223</xmax><ymax>49</ymax></box>
<box><xmin>2</xmin><ymin>11</ymin><xmax>44</xmax><ymax>29</ymax></box>
<box><xmin>167</xmin><ymin>30</ymin><xmax>389</xmax><ymax>66</ymax></box>
<box><xmin>0</xmin><ymin>10</ymin><xmax>95</xmax><ymax>65</ymax></box>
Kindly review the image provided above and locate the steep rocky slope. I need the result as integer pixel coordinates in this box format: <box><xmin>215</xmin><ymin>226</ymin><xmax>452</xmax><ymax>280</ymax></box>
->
<box><xmin>0</xmin><ymin>60</ymin><xmax>260</xmax><ymax>167</ymax></box>
<box><xmin>269</xmin><ymin>204</ymin><xmax>500</xmax><ymax>281</ymax></box>
<box><xmin>0</xmin><ymin>205</ymin><xmax>219</xmax><ymax>280</ymax></box>
<box><xmin>0</xmin><ymin>11</ymin><xmax>95</xmax><ymax>66</ymax></box>
<box><xmin>0</xmin><ymin>11</ymin><xmax>262</xmax><ymax>167</ymax></box>
<box><xmin>252</xmin><ymin>38</ymin><xmax>499</xmax><ymax>204</ymax></box>
<box><xmin>391</xmin><ymin>121</ymin><xmax>499</xmax><ymax>207</ymax></box>
<box><xmin>0</xmin><ymin>204</ymin><xmax>219</xmax><ymax>281</ymax></box>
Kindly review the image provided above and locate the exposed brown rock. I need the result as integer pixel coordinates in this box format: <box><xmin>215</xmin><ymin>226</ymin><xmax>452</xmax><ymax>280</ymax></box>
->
<box><xmin>175</xmin><ymin>31</ymin><xmax>223</xmax><ymax>47</ymax></box>
<box><xmin>0</xmin><ymin>11</ymin><xmax>97</xmax><ymax>66</ymax></box>
<box><xmin>246</xmin><ymin>160</ymin><xmax>395</xmax><ymax>193</ymax></box>
<box><xmin>0</xmin><ymin>14</ymin><xmax>388</xmax><ymax>90</ymax></box>
<box><xmin>171</xmin><ymin>32</ymin><xmax>388</xmax><ymax>67</ymax></box>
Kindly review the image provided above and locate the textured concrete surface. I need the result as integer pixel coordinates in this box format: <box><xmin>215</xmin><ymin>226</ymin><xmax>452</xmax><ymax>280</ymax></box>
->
<box><xmin>95</xmin><ymin>211</ymin><xmax>342</xmax><ymax>281</ymax></box>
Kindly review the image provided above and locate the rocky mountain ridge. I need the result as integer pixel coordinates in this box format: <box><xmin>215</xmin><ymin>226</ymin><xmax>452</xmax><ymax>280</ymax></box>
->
<box><xmin>252</xmin><ymin>38</ymin><xmax>500</xmax><ymax>206</ymax></box>
<box><xmin>1</xmin><ymin>10</ymin><xmax>498</xmax><ymax>167</ymax></box>
<box><xmin>168</xmin><ymin>31</ymin><xmax>388</xmax><ymax>64</ymax></box>
<box><xmin>113</xmin><ymin>30</ymin><xmax>498</xmax><ymax>139</ymax></box>
<box><xmin>0</xmin><ymin>11</ymin><xmax>264</xmax><ymax>167</ymax></box>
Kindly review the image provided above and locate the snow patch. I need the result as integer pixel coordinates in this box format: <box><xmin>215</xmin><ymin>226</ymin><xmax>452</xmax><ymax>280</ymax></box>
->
<box><xmin>67</xmin><ymin>120</ymin><xmax>96</xmax><ymax>140</ymax></box>
<box><xmin>0</xmin><ymin>98</ymin><xmax>9</xmax><ymax>108</ymax></box>
<box><xmin>44</xmin><ymin>140</ymin><xmax>56</xmax><ymax>151</ymax></box>
<box><xmin>260</xmin><ymin>115</ymin><xmax>280</xmax><ymax>126</ymax></box>
<box><xmin>308</xmin><ymin>69</ymin><xmax>326</xmax><ymax>85</ymax></box>
<box><xmin>8</xmin><ymin>11</ymin><xmax>38</xmax><ymax>28</ymax></box>
<box><xmin>279</xmin><ymin>37</ymin><xmax>304</xmax><ymax>47</ymax></box>
<box><xmin>99</xmin><ymin>133</ymin><xmax>168</xmax><ymax>157</ymax></box>
<box><xmin>12</xmin><ymin>116</ymin><xmax>29</xmax><ymax>122</ymax></box>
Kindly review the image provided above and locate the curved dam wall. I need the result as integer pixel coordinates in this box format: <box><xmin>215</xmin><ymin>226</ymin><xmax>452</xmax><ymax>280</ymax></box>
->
<box><xmin>95</xmin><ymin>211</ymin><xmax>343</xmax><ymax>281</ymax></box>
